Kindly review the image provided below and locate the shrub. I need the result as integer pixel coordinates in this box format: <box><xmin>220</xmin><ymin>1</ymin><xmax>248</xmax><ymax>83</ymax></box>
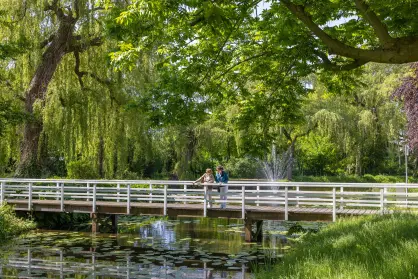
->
<box><xmin>0</xmin><ymin>205</ymin><xmax>35</xmax><ymax>244</ymax></box>
<box><xmin>67</xmin><ymin>160</ymin><xmax>98</xmax><ymax>179</ymax></box>
<box><xmin>225</xmin><ymin>157</ymin><xmax>262</xmax><ymax>178</ymax></box>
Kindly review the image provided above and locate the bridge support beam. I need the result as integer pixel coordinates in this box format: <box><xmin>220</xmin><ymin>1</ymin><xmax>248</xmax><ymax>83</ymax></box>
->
<box><xmin>244</xmin><ymin>219</ymin><xmax>263</xmax><ymax>242</ymax></box>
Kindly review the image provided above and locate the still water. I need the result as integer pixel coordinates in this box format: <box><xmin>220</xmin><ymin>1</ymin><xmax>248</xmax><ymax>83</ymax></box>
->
<box><xmin>0</xmin><ymin>217</ymin><xmax>324</xmax><ymax>278</ymax></box>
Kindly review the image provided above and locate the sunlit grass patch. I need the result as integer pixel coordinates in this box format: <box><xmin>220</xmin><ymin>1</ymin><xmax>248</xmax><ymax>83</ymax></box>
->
<box><xmin>256</xmin><ymin>213</ymin><xmax>418</xmax><ymax>279</ymax></box>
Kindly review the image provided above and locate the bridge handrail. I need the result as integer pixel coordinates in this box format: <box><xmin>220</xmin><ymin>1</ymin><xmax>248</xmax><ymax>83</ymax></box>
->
<box><xmin>0</xmin><ymin>178</ymin><xmax>415</xmax><ymax>222</ymax></box>
<box><xmin>0</xmin><ymin>178</ymin><xmax>417</xmax><ymax>188</ymax></box>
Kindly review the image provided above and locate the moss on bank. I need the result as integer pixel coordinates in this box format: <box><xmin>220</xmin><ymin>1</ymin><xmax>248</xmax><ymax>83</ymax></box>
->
<box><xmin>256</xmin><ymin>214</ymin><xmax>418</xmax><ymax>279</ymax></box>
<box><xmin>0</xmin><ymin>205</ymin><xmax>35</xmax><ymax>244</ymax></box>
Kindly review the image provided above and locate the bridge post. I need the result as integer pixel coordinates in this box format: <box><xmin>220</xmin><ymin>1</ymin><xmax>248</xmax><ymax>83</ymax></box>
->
<box><xmin>241</xmin><ymin>186</ymin><xmax>245</xmax><ymax>219</ymax></box>
<box><xmin>1</xmin><ymin>181</ymin><xmax>4</xmax><ymax>205</ymax></box>
<box><xmin>56</xmin><ymin>182</ymin><xmax>59</xmax><ymax>201</ymax></box>
<box><xmin>285</xmin><ymin>186</ymin><xmax>288</xmax><ymax>221</ymax></box>
<box><xmin>28</xmin><ymin>182</ymin><xmax>32</xmax><ymax>211</ymax></box>
<box><xmin>60</xmin><ymin>183</ymin><xmax>64</xmax><ymax>212</ymax></box>
<box><xmin>296</xmin><ymin>186</ymin><xmax>300</xmax><ymax>207</ymax></box>
<box><xmin>117</xmin><ymin>183</ymin><xmax>120</xmax><ymax>203</ymax></box>
<box><xmin>332</xmin><ymin>187</ymin><xmax>336</xmax><ymax>222</ymax></box>
<box><xmin>256</xmin><ymin>184</ymin><xmax>260</xmax><ymax>206</ymax></box>
<box><xmin>340</xmin><ymin>186</ymin><xmax>344</xmax><ymax>210</ymax></box>
<box><xmin>183</xmin><ymin>184</ymin><xmax>187</xmax><ymax>204</ymax></box>
<box><xmin>163</xmin><ymin>185</ymin><xmax>167</xmax><ymax>216</ymax></box>
<box><xmin>86</xmin><ymin>183</ymin><xmax>90</xmax><ymax>201</ymax></box>
<box><xmin>380</xmin><ymin>188</ymin><xmax>384</xmax><ymax>214</ymax></box>
<box><xmin>92</xmin><ymin>184</ymin><xmax>97</xmax><ymax>213</ymax></box>
<box><xmin>149</xmin><ymin>184</ymin><xmax>153</xmax><ymax>203</ymax></box>
<box><xmin>127</xmin><ymin>184</ymin><xmax>131</xmax><ymax>215</ymax></box>
<box><xmin>203</xmin><ymin>185</ymin><xmax>207</xmax><ymax>217</ymax></box>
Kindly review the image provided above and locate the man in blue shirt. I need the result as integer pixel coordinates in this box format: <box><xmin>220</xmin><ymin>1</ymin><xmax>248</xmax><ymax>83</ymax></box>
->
<box><xmin>215</xmin><ymin>165</ymin><xmax>229</xmax><ymax>209</ymax></box>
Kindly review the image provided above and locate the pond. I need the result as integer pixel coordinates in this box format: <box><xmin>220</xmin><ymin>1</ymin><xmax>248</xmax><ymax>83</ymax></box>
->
<box><xmin>0</xmin><ymin>217</ymin><xmax>325</xmax><ymax>278</ymax></box>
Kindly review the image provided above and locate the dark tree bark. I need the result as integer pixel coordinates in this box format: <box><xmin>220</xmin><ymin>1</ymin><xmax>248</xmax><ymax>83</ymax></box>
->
<box><xmin>15</xmin><ymin>1</ymin><xmax>102</xmax><ymax>177</ymax></box>
<box><xmin>283</xmin><ymin>126</ymin><xmax>315</xmax><ymax>181</ymax></box>
<box><xmin>16</xmin><ymin>13</ymin><xmax>76</xmax><ymax>177</ymax></box>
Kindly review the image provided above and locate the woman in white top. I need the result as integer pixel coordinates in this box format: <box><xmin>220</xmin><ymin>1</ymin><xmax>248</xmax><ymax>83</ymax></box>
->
<box><xmin>194</xmin><ymin>168</ymin><xmax>215</xmax><ymax>208</ymax></box>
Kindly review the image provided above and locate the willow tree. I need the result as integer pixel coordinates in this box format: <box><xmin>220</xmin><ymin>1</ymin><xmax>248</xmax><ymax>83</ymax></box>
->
<box><xmin>301</xmin><ymin>63</ymin><xmax>407</xmax><ymax>175</ymax></box>
<box><xmin>0</xmin><ymin>0</ymin><xmax>110</xmax><ymax>176</ymax></box>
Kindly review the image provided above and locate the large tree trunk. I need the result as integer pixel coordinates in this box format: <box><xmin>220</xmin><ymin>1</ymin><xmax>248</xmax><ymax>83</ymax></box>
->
<box><xmin>15</xmin><ymin>17</ymin><xmax>76</xmax><ymax>177</ymax></box>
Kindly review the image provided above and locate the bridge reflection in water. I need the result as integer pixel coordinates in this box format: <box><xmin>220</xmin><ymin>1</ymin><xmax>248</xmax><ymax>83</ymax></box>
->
<box><xmin>1</xmin><ymin>247</ymin><xmax>248</xmax><ymax>278</ymax></box>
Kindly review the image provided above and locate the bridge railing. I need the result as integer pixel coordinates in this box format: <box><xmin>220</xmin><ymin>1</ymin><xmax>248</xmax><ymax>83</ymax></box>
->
<box><xmin>0</xmin><ymin>179</ymin><xmax>417</xmax><ymax>221</ymax></box>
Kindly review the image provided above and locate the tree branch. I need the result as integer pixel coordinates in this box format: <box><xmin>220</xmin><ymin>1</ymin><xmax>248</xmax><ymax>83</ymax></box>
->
<box><xmin>215</xmin><ymin>51</ymin><xmax>270</xmax><ymax>79</ymax></box>
<box><xmin>313</xmin><ymin>49</ymin><xmax>368</xmax><ymax>71</ymax></box>
<box><xmin>354</xmin><ymin>0</ymin><xmax>393</xmax><ymax>46</ymax></box>
<box><xmin>73</xmin><ymin>51</ymin><xmax>119</xmax><ymax>105</ymax></box>
<box><xmin>281</xmin><ymin>0</ymin><xmax>418</xmax><ymax>66</ymax></box>
<box><xmin>281</xmin><ymin>1</ymin><xmax>360</xmax><ymax>56</ymax></box>
<box><xmin>67</xmin><ymin>36</ymin><xmax>102</xmax><ymax>53</ymax></box>
<box><xmin>282</xmin><ymin>128</ymin><xmax>293</xmax><ymax>142</ymax></box>
<box><xmin>44</xmin><ymin>0</ymin><xmax>66</xmax><ymax>20</ymax></box>
<box><xmin>73</xmin><ymin>51</ymin><xmax>84</xmax><ymax>88</ymax></box>
<box><xmin>73</xmin><ymin>0</ymin><xmax>81</xmax><ymax>20</ymax></box>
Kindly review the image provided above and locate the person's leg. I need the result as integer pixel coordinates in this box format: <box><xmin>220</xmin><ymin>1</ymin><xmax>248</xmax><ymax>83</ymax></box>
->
<box><xmin>220</xmin><ymin>185</ymin><xmax>228</xmax><ymax>208</ymax></box>
<box><xmin>219</xmin><ymin>186</ymin><xmax>225</xmax><ymax>208</ymax></box>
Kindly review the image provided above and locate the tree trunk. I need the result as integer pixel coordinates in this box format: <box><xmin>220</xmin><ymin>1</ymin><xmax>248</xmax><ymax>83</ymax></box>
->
<box><xmin>286</xmin><ymin>141</ymin><xmax>295</xmax><ymax>181</ymax></box>
<box><xmin>15</xmin><ymin>17</ymin><xmax>76</xmax><ymax>177</ymax></box>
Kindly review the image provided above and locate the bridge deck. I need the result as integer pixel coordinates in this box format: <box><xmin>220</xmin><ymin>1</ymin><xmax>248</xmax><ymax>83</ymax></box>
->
<box><xmin>7</xmin><ymin>199</ymin><xmax>379</xmax><ymax>221</ymax></box>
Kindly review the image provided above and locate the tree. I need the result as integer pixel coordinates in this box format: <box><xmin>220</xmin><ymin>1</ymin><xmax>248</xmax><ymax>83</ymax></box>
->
<box><xmin>280</xmin><ymin>0</ymin><xmax>418</xmax><ymax>68</ymax></box>
<box><xmin>299</xmin><ymin>63</ymin><xmax>407</xmax><ymax>175</ymax></box>
<box><xmin>393</xmin><ymin>63</ymin><xmax>418</xmax><ymax>151</ymax></box>
<box><xmin>110</xmin><ymin>0</ymin><xmax>418</xmax><ymax>78</ymax></box>
<box><xmin>1</xmin><ymin>0</ymin><xmax>105</xmax><ymax>176</ymax></box>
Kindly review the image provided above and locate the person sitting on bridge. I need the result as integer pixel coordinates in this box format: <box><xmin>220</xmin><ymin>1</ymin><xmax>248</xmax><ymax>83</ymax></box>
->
<box><xmin>194</xmin><ymin>168</ymin><xmax>215</xmax><ymax>208</ymax></box>
<box><xmin>215</xmin><ymin>165</ymin><xmax>229</xmax><ymax>209</ymax></box>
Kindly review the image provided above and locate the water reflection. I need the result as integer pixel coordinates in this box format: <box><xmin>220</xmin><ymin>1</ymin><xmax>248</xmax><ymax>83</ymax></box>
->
<box><xmin>1</xmin><ymin>248</ymin><xmax>246</xmax><ymax>278</ymax></box>
<box><xmin>0</xmin><ymin>217</ymin><xmax>322</xmax><ymax>278</ymax></box>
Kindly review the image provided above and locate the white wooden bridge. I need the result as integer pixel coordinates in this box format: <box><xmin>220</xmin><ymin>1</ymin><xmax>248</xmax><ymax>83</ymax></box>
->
<box><xmin>0</xmin><ymin>178</ymin><xmax>415</xmax><ymax>241</ymax></box>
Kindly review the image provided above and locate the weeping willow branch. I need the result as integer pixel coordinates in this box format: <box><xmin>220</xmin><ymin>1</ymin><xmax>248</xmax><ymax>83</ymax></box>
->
<box><xmin>73</xmin><ymin>51</ymin><xmax>120</xmax><ymax>105</ymax></box>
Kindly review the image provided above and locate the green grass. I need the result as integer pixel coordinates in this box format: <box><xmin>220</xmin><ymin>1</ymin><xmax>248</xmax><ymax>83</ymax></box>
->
<box><xmin>0</xmin><ymin>204</ymin><xmax>35</xmax><ymax>244</ymax></box>
<box><xmin>256</xmin><ymin>214</ymin><xmax>418</xmax><ymax>279</ymax></box>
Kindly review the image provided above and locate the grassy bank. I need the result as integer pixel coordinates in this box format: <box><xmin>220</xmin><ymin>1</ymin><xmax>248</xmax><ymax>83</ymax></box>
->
<box><xmin>257</xmin><ymin>214</ymin><xmax>418</xmax><ymax>279</ymax></box>
<box><xmin>0</xmin><ymin>205</ymin><xmax>35</xmax><ymax>244</ymax></box>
